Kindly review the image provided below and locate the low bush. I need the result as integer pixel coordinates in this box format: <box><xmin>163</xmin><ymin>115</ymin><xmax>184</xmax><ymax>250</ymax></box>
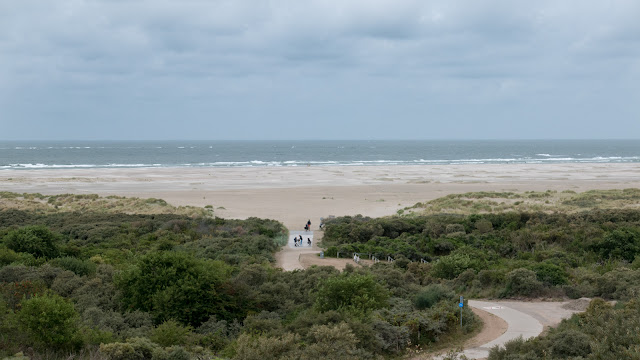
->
<box><xmin>3</xmin><ymin>226</ymin><xmax>62</xmax><ymax>259</ymax></box>
<box><xmin>415</xmin><ymin>284</ymin><xmax>455</xmax><ymax>309</ymax></box>
<box><xmin>17</xmin><ymin>292</ymin><xmax>80</xmax><ymax>349</ymax></box>
<box><xmin>150</xmin><ymin>320</ymin><xmax>194</xmax><ymax>347</ymax></box>
<box><xmin>49</xmin><ymin>256</ymin><xmax>96</xmax><ymax>276</ymax></box>
<box><xmin>503</xmin><ymin>268</ymin><xmax>543</xmax><ymax>297</ymax></box>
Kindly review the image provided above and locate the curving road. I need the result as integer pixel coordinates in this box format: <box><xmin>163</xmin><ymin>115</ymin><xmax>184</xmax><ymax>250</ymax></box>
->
<box><xmin>274</xmin><ymin>232</ymin><xmax>580</xmax><ymax>360</ymax></box>
<box><xmin>432</xmin><ymin>300</ymin><xmax>580</xmax><ymax>359</ymax></box>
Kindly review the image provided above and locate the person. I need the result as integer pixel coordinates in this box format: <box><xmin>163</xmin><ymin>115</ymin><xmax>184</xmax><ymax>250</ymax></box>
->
<box><xmin>307</xmin><ymin>237</ymin><xmax>311</xmax><ymax>246</ymax></box>
<box><xmin>307</xmin><ymin>219</ymin><xmax>311</xmax><ymax>230</ymax></box>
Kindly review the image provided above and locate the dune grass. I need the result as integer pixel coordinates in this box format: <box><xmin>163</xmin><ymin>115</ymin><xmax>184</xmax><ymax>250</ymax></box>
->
<box><xmin>405</xmin><ymin>188</ymin><xmax>640</xmax><ymax>216</ymax></box>
<box><xmin>0</xmin><ymin>192</ymin><xmax>208</xmax><ymax>217</ymax></box>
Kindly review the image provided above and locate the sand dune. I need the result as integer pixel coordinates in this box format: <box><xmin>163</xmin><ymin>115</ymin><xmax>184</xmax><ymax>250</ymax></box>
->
<box><xmin>1</xmin><ymin>163</ymin><xmax>639</xmax><ymax>229</ymax></box>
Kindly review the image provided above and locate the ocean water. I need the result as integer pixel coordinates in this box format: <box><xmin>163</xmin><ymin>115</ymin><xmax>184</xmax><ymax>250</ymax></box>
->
<box><xmin>0</xmin><ymin>140</ymin><xmax>638</xmax><ymax>170</ymax></box>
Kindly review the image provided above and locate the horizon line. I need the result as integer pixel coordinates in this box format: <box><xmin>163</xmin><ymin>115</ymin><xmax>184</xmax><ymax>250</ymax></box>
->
<box><xmin>1</xmin><ymin>138</ymin><xmax>640</xmax><ymax>142</ymax></box>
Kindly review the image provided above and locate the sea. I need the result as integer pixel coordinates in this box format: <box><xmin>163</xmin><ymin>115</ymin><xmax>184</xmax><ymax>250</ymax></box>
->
<box><xmin>0</xmin><ymin>140</ymin><xmax>638</xmax><ymax>170</ymax></box>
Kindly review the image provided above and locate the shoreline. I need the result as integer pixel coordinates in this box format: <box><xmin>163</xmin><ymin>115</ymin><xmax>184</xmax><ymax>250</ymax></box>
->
<box><xmin>1</xmin><ymin>163</ymin><xmax>639</xmax><ymax>229</ymax></box>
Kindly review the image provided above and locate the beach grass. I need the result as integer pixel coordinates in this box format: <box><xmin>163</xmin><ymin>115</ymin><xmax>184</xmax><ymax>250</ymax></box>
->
<box><xmin>405</xmin><ymin>188</ymin><xmax>640</xmax><ymax>215</ymax></box>
<box><xmin>0</xmin><ymin>192</ymin><xmax>208</xmax><ymax>217</ymax></box>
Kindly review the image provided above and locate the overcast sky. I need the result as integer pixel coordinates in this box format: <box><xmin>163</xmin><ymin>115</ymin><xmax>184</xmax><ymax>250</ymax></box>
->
<box><xmin>1</xmin><ymin>0</ymin><xmax>639</xmax><ymax>140</ymax></box>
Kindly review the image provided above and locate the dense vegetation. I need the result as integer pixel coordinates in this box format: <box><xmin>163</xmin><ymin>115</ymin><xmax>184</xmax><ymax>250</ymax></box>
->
<box><xmin>323</xmin><ymin>209</ymin><xmax>640</xmax><ymax>300</ymax></box>
<box><xmin>0</xmin><ymin>195</ymin><xmax>477</xmax><ymax>360</ymax></box>
<box><xmin>321</xmin><ymin>190</ymin><xmax>640</xmax><ymax>360</ymax></box>
<box><xmin>5</xmin><ymin>188</ymin><xmax>640</xmax><ymax>359</ymax></box>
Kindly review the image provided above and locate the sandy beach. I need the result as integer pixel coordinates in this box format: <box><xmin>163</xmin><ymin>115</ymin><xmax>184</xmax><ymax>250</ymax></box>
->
<box><xmin>1</xmin><ymin>163</ymin><xmax>639</xmax><ymax>229</ymax></box>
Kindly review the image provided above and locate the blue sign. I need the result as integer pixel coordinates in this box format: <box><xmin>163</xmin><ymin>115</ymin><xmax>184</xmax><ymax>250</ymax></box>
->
<box><xmin>459</xmin><ymin>302</ymin><xmax>464</xmax><ymax>308</ymax></box>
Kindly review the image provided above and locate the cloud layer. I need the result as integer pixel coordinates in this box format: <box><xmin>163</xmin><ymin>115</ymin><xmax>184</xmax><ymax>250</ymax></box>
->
<box><xmin>1</xmin><ymin>0</ymin><xmax>639</xmax><ymax>139</ymax></box>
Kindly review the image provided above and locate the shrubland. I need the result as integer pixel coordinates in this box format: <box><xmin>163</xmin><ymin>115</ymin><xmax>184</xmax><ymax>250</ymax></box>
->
<box><xmin>322</xmin><ymin>208</ymin><xmax>640</xmax><ymax>300</ymax></box>
<box><xmin>0</xmin><ymin>193</ymin><xmax>477</xmax><ymax>360</ymax></box>
<box><xmin>5</xmin><ymin>189</ymin><xmax>640</xmax><ymax>359</ymax></box>
<box><xmin>320</xmin><ymin>189</ymin><xmax>640</xmax><ymax>359</ymax></box>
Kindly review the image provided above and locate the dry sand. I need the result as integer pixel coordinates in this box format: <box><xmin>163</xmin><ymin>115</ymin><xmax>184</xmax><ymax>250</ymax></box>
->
<box><xmin>1</xmin><ymin>163</ymin><xmax>638</xmax><ymax>229</ymax></box>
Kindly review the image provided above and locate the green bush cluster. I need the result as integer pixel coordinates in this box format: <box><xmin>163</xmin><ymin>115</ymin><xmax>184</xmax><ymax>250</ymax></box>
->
<box><xmin>0</xmin><ymin>206</ymin><xmax>477</xmax><ymax>359</ymax></box>
<box><xmin>323</xmin><ymin>210</ymin><xmax>640</xmax><ymax>300</ymax></box>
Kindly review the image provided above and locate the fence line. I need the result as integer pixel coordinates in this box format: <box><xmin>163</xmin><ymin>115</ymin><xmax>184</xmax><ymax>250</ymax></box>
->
<box><xmin>332</xmin><ymin>251</ymin><xmax>429</xmax><ymax>265</ymax></box>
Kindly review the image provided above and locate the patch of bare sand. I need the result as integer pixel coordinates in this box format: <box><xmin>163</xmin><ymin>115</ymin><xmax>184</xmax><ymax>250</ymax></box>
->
<box><xmin>562</xmin><ymin>298</ymin><xmax>592</xmax><ymax>312</ymax></box>
<box><xmin>465</xmin><ymin>307</ymin><xmax>508</xmax><ymax>349</ymax></box>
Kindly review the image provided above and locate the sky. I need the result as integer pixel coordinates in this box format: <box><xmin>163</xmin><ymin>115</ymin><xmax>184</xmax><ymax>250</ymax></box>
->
<box><xmin>1</xmin><ymin>0</ymin><xmax>639</xmax><ymax>140</ymax></box>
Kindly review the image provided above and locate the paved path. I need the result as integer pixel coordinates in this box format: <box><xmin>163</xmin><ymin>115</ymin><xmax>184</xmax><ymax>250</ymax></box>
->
<box><xmin>275</xmin><ymin>235</ymin><xmax>581</xmax><ymax>360</ymax></box>
<box><xmin>433</xmin><ymin>300</ymin><xmax>579</xmax><ymax>359</ymax></box>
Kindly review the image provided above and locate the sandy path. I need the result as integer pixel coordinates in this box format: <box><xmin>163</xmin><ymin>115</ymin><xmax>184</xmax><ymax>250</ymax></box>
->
<box><xmin>465</xmin><ymin>307</ymin><xmax>508</xmax><ymax>349</ymax></box>
<box><xmin>276</xmin><ymin>230</ymin><xmax>321</xmax><ymax>271</ymax></box>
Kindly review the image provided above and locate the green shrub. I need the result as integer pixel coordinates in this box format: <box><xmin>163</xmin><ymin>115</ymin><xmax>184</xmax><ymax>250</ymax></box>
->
<box><xmin>432</xmin><ymin>253</ymin><xmax>473</xmax><ymax>279</ymax></box>
<box><xmin>100</xmin><ymin>342</ymin><xmax>138</xmax><ymax>360</ymax></box>
<box><xmin>415</xmin><ymin>284</ymin><xmax>455</xmax><ymax>309</ymax></box>
<box><xmin>504</xmin><ymin>268</ymin><xmax>543</xmax><ymax>297</ymax></box>
<box><xmin>116</xmin><ymin>251</ymin><xmax>231</xmax><ymax>326</ymax></box>
<box><xmin>371</xmin><ymin>319</ymin><xmax>410</xmax><ymax>354</ymax></box>
<box><xmin>445</xmin><ymin>224</ymin><xmax>465</xmax><ymax>234</ymax></box>
<box><xmin>243</xmin><ymin>311</ymin><xmax>283</xmax><ymax>335</ymax></box>
<box><xmin>532</xmin><ymin>262</ymin><xmax>567</xmax><ymax>286</ymax></box>
<box><xmin>151</xmin><ymin>320</ymin><xmax>193</xmax><ymax>347</ymax></box>
<box><xmin>3</xmin><ymin>225</ymin><xmax>62</xmax><ymax>259</ymax></box>
<box><xmin>17</xmin><ymin>292</ymin><xmax>80</xmax><ymax>349</ymax></box>
<box><xmin>594</xmin><ymin>228</ymin><xmax>640</xmax><ymax>262</ymax></box>
<box><xmin>0</xmin><ymin>247</ymin><xmax>34</xmax><ymax>266</ymax></box>
<box><xmin>300</xmin><ymin>322</ymin><xmax>364</xmax><ymax>359</ymax></box>
<box><xmin>152</xmin><ymin>346</ymin><xmax>191</xmax><ymax>360</ymax></box>
<box><xmin>548</xmin><ymin>329</ymin><xmax>591</xmax><ymax>358</ymax></box>
<box><xmin>100</xmin><ymin>337</ymin><xmax>159</xmax><ymax>360</ymax></box>
<box><xmin>315</xmin><ymin>273</ymin><xmax>389</xmax><ymax>317</ymax></box>
<box><xmin>50</xmin><ymin>256</ymin><xmax>97</xmax><ymax>276</ymax></box>
<box><xmin>234</xmin><ymin>332</ymin><xmax>299</xmax><ymax>360</ymax></box>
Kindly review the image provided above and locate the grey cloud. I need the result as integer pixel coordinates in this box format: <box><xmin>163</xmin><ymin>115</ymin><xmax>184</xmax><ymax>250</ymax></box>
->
<box><xmin>0</xmin><ymin>0</ymin><xmax>639</xmax><ymax>140</ymax></box>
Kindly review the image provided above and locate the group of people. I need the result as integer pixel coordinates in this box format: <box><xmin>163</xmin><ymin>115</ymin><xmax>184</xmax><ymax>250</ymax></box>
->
<box><xmin>293</xmin><ymin>235</ymin><xmax>311</xmax><ymax>247</ymax></box>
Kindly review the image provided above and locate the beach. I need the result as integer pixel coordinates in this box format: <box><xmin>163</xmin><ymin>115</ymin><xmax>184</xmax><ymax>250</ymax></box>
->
<box><xmin>1</xmin><ymin>163</ymin><xmax>638</xmax><ymax>229</ymax></box>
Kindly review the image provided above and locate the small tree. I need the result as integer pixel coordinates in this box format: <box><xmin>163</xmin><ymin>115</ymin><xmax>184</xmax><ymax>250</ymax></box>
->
<box><xmin>17</xmin><ymin>292</ymin><xmax>80</xmax><ymax>349</ymax></box>
<box><xmin>432</xmin><ymin>253</ymin><xmax>473</xmax><ymax>280</ymax></box>
<box><xmin>4</xmin><ymin>225</ymin><xmax>61</xmax><ymax>259</ymax></box>
<box><xmin>116</xmin><ymin>251</ymin><xmax>231</xmax><ymax>326</ymax></box>
<box><xmin>315</xmin><ymin>273</ymin><xmax>388</xmax><ymax>317</ymax></box>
